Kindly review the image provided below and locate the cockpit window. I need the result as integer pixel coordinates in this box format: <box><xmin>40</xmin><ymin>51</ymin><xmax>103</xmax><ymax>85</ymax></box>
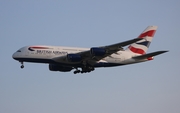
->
<box><xmin>16</xmin><ymin>50</ymin><xmax>21</xmax><ymax>52</ymax></box>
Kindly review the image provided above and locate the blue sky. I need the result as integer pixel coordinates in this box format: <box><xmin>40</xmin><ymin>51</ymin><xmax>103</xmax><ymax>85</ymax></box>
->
<box><xmin>0</xmin><ymin>0</ymin><xmax>179</xmax><ymax>113</ymax></box>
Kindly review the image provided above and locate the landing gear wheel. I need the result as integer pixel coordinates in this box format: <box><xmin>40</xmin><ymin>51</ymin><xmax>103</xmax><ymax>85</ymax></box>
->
<box><xmin>73</xmin><ymin>69</ymin><xmax>81</xmax><ymax>74</ymax></box>
<box><xmin>21</xmin><ymin>65</ymin><xmax>24</xmax><ymax>69</ymax></box>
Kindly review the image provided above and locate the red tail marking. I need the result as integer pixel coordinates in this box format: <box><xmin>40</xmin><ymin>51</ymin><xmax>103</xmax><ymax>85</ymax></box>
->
<box><xmin>147</xmin><ymin>57</ymin><xmax>154</xmax><ymax>60</ymax></box>
<box><xmin>129</xmin><ymin>46</ymin><xmax>145</xmax><ymax>54</ymax></box>
<box><xmin>138</xmin><ymin>30</ymin><xmax>156</xmax><ymax>38</ymax></box>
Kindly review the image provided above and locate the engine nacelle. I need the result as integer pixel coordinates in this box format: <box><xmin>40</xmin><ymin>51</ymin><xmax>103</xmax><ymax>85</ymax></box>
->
<box><xmin>90</xmin><ymin>47</ymin><xmax>106</xmax><ymax>56</ymax></box>
<box><xmin>67</xmin><ymin>54</ymin><xmax>82</xmax><ymax>62</ymax></box>
<box><xmin>49</xmin><ymin>64</ymin><xmax>73</xmax><ymax>72</ymax></box>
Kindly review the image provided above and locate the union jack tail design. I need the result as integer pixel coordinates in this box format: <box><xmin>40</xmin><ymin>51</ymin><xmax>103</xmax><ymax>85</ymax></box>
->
<box><xmin>126</xmin><ymin>26</ymin><xmax>158</xmax><ymax>55</ymax></box>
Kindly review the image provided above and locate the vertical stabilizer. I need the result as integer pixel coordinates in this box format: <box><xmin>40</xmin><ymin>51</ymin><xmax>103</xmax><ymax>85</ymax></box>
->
<box><xmin>126</xmin><ymin>26</ymin><xmax>158</xmax><ymax>55</ymax></box>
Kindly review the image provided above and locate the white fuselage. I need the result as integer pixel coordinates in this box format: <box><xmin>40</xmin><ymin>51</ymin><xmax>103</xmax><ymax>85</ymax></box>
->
<box><xmin>12</xmin><ymin>45</ymin><xmax>145</xmax><ymax>68</ymax></box>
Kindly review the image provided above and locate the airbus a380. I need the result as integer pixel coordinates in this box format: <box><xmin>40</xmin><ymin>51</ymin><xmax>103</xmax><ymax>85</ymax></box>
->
<box><xmin>12</xmin><ymin>26</ymin><xmax>168</xmax><ymax>74</ymax></box>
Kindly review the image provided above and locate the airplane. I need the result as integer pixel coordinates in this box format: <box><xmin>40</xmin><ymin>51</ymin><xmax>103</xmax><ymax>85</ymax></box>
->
<box><xmin>12</xmin><ymin>26</ymin><xmax>168</xmax><ymax>74</ymax></box>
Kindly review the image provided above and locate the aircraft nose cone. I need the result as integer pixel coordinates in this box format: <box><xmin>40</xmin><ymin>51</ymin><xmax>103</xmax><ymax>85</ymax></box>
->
<box><xmin>12</xmin><ymin>52</ymin><xmax>17</xmax><ymax>60</ymax></box>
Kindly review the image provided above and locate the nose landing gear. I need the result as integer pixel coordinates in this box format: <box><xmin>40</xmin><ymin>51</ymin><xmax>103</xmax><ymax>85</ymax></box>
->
<box><xmin>20</xmin><ymin>62</ymin><xmax>24</xmax><ymax>69</ymax></box>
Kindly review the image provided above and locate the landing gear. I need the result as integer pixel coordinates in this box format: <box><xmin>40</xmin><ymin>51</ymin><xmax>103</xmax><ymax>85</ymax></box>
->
<box><xmin>20</xmin><ymin>62</ymin><xmax>24</xmax><ymax>69</ymax></box>
<box><xmin>73</xmin><ymin>61</ymin><xmax>95</xmax><ymax>74</ymax></box>
<box><xmin>74</xmin><ymin>70</ymin><xmax>80</xmax><ymax>74</ymax></box>
<box><xmin>81</xmin><ymin>66</ymin><xmax>94</xmax><ymax>74</ymax></box>
<box><xmin>73</xmin><ymin>67</ymin><xmax>95</xmax><ymax>74</ymax></box>
<box><xmin>21</xmin><ymin>65</ymin><xmax>24</xmax><ymax>69</ymax></box>
<box><xmin>74</xmin><ymin>69</ymin><xmax>81</xmax><ymax>74</ymax></box>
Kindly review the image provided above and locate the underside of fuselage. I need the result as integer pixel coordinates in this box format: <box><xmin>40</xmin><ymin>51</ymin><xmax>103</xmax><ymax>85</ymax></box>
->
<box><xmin>13</xmin><ymin>57</ymin><xmax>125</xmax><ymax>68</ymax></box>
<box><xmin>13</xmin><ymin>57</ymin><xmax>127</xmax><ymax>74</ymax></box>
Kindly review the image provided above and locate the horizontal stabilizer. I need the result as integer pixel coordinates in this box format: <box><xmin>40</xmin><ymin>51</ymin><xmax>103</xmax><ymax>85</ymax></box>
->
<box><xmin>133</xmin><ymin>51</ymin><xmax>168</xmax><ymax>60</ymax></box>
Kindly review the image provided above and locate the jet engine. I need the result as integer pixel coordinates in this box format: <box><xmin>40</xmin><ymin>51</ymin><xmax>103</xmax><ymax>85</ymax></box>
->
<box><xmin>90</xmin><ymin>47</ymin><xmax>106</xmax><ymax>56</ymax></box>
<box><xmin>49</xmin><ymin>64</ymin><xmax>73</xmax><ymax>72</ymax></box>
<box><xmin>67</xmin><ymin>54</ymin><xmax>82</xmax><ymax>62</ymax></box>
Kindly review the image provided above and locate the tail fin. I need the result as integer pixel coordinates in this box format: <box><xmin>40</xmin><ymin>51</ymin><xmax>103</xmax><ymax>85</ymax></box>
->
<box><xmin>126</xmin><ymin>26</ymin><xmax>158</xmax><ymax>55</ymax></box>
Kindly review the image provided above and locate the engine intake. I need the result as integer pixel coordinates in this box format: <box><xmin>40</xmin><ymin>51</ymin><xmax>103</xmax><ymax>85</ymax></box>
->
<box><xmin>49</xmin><ymin>64</ymin><xmax>73</xmax><ymax>72</ymax></box>
<box><xmin>67</xmin><ymin>54</ymin><xmax>82</xmax><ymax>62</ymax></box>
<box><xmin>90</xmin><ymin>47</ymin><xmax>106</xmax><ymax>56</ymax></box>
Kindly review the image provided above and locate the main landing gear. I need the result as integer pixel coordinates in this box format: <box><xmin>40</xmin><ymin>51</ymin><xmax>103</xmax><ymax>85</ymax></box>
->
<box><xmin>20</xmin><ymin>62</ymin><xmax>24</xmax><ymax>69</ymax></box>
<box><xmin>74</xmin><ymin>69</ymin><xmax>81</xmax><ymax>74</ymax></box>
<box><xmin>73</xmin><ymin>67</ymin><xmax>95</xmax><ymax>74</ymax></box>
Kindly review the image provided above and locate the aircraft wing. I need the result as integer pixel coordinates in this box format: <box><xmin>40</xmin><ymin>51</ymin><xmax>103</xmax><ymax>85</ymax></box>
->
<box><xmin>53</xmin><ymin>38</ymin><xmax>143</xmax><ymax>64</ymax></box>
<box><xmin>100</xmin><ymin>38</ymin><xmax>143</xmax><ymax>50</ymax></box>
<box><xmin>79</xmin><ymin>38</ymin><xmax>143</xmax><ymax>60</ymax></box>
